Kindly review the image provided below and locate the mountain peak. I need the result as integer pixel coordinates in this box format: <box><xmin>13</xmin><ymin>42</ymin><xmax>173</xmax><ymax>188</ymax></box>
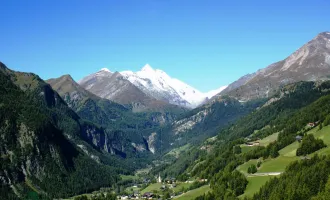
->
<box><xmin>222</xmin><ymin>31</ymin><xmax>330</xmax><ymax>101</ymax></box>
<box><xmin>100</xmin><ymin>68</ymin><xmax>111</xmax><ymax>73</ymax></box>
<box><xmin>61</xmin><ymin>74</ymin><xmax>74</xmax><ymax>81</ymax></box>
<box><xmin>141</xmin><ymin>64</ymin><xmax>154</xmax><ymax>72</ymax></box>
<box><xmin>47</xmin><ymin>74</ymin><xmax>75</xmax><ymax>85</ymax></box>
<box><xmin>314</xmin><ymin>31</ymin><xmax>330</xmax><ymax>39</ymax></box>
<box><xmin>313</xmin><ymin>31</ymin><xmax>330</xmax><ymax>42</ymax></box>
<box><xmin>318</xmin><ymin>31</ymin><xmax>330</xmax><ymax>36</ymax></box>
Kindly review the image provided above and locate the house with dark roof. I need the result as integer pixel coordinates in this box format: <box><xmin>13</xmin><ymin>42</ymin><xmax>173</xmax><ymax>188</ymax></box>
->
<box><xmin>296</xmin><ymin>135</ymin><xmax>303</xmax><ymax>142</ymax></box>
<box><xmin>142</xmin><ymin>192</ymin><xmax>154</xmax><ymax>199</ymax></box>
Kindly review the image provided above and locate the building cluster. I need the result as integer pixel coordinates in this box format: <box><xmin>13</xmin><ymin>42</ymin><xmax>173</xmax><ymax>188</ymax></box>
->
<box><xmin>117</xmin><ymin>176</ymin><xmax>180</xmax><ymax>200</ymax></box>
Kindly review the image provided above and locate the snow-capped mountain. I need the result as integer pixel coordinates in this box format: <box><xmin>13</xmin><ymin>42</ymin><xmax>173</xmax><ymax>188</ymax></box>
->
<box><xmin>120</xmin><ymin>64</ymin><xmax>226</xmax><ymax>108</ymax></box>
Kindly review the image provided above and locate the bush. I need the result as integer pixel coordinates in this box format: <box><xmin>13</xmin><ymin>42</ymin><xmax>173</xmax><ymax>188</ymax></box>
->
<box><xmin>233</xmin><ymin>145</ymin><xmax>242</xmax><ymax>154</ymax></box>
<box><xmin>247</xmin><ymin>164</ymin><xmax>257</xmax><ymax>174</ymax></box>
<box><xmin>257</xmin><ymin>160</ymin><xmax>262</xmax><ymax>168</ymax></box>
<box><xmin>74</xmin><ymin>195</ymin><xmax>88</xmax><ymax>200</ymax></box>
<box><xmin>296</xmin><ymin>135</ymin><xmax>326</xmax><ymax>156</ymax></box>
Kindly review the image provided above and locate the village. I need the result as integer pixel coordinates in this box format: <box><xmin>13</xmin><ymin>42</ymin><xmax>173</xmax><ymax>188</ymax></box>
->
<box><xmin>115</xmin><ymin>174</ymin><xmax>208</xmax><ymax>200</ymax></box>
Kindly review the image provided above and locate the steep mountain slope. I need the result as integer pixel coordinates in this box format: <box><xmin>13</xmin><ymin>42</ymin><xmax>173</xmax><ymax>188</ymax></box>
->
<box><xmin>47</xmin><ymin>74</ymin><xmax>104</xmax><ymax>109</ymax></box>
<box><xmin>156</xmin><ymin>80</ymin><xmax>330</xmax><ymax>200</ymax></box>
<box><xmin>142</xmin><ymin>96</ymin><xmax>266</xmax><ymax>157</ymax></box>
<box><xmin>0</xmin><ymin>62</ymin><xmax>128</xmax><ymax>199</ymax></box>
<box><xmin>222</xmin><ymin>32</ymin><xmax>330</xmax><ymax>101</ymax></box>
<box><xmin>120</xmin><ymin>64</ymin><xmax>208</xmax><ymax>108</ymax></box>
<box><xmin>47</xmin><ymin>74</ymin><xmax>136</xmax><ymax>125</ymax></box>
<box><xmin>47</xmin><ymin>74</ymin><xmax>184</xmax><ymax>157</ymax></box>
<box><xmin>166</xmin><ymin>96</ymin><xmax>265</xmax><ymax>145</ymax></box>
<box><xmin>78</xmin><ymin>68</ymin><xmax>181</xmax><ymax>112</ymax></box>
<box><xmin>219</xmin><ymin>73</ymin><xmax>256</xmax><ymax>97</ymax></box>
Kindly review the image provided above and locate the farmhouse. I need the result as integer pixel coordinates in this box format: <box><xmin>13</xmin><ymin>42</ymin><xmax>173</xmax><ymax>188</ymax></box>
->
<box><xmin>142</xmin><ymin>192</ymin><xmax>154</xmax><ymax>199</ymax></box>
<box><xmin>160</xmin><ymin>185</ymin><xmax>166</xmax><ymax>190</ymax></box>
<box><xmin>307</xmin><ymin>122</ymin><xmax>318</xmax><ymax>128</ymax></box>
<box><xmin>296</xmin><ymin>135</ymin><xmax>303</xmax><ymax>142</ymax></box>
<box><xmin>245</xmin><ymin>141</ymin><xmax>260</xmax><ymax>146</ymax></box>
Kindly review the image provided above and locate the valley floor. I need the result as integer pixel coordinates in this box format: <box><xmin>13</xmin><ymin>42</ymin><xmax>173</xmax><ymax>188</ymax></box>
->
<box><xmin>64</xmin><ymin>125</ymin><xmax>330</xmax><ymax>200</ymax></box>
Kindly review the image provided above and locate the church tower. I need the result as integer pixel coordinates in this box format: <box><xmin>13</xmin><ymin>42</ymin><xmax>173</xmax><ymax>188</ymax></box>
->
<box><xmin>158</xmin><ymin>173</ymin><xmax>162</xmax><ymax>183</ymax></box>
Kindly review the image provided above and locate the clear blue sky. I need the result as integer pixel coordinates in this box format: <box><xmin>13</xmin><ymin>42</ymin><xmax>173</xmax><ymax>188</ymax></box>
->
<box><xmin>1</xmin><ymin>0</ymin><xmax>329</xmax><ymax>92</ymax></box>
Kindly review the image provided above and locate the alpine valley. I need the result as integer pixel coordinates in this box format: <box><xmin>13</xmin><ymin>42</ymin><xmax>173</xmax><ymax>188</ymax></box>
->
<box><xmin>2</xmin><ymin>31</ymin><xmax>330</xmax><ymax>200</ymax></box>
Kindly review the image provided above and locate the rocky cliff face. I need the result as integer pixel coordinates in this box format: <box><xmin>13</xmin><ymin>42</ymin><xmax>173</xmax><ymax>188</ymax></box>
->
<box><xmin>157</xmin><ymin>96</ymin><xmax>265</xmax><ymax>148</ymax></box>
<box><xmin>173</xmin><ymin>109</ymin><xmax>211</xmax><ymax>135</ymax></box>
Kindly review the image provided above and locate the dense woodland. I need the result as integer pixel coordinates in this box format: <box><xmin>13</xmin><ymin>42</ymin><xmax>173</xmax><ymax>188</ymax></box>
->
<box><xmin>252</xmin><ymin>155</ymin><xmax>330</xmax><ymax>200</ymax></box>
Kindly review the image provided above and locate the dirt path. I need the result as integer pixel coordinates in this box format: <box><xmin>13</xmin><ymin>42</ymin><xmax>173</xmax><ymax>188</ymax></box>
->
<box><xmin>247</xmin><ymin>172</ymin><xmax>282</xmax><ymax>177</ymax></box>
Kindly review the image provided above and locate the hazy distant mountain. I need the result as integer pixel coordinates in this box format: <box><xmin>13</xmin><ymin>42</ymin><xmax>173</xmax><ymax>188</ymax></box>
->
<box><xmin>222</xmin><ymin>32</ymin><xmax>330</xmax><ymax>101</ymax></box>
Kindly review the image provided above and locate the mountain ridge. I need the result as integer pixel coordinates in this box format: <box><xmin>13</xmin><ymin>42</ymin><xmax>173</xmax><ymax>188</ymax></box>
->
<box><xmin>120</xmin><ymin>64</ymin><xmax>227</xmax><ymax>108</ymax></box>
<box><xmin>79</xmin><ymin>64</ymin><xmax>227</xmax><ymax>109</ymax></box>
<box><xmin>78</xmin><ymin>68</ymin><xmax>178</xmax><ymax>112</ymax></box>
<box><xmin>221</xmin><ymin>31</ymin><xmax>330</xmax><ymax>101</ymax></box>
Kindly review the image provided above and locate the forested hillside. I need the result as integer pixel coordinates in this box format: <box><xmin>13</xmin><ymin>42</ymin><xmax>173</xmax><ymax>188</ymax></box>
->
<box><xmin>155</xmin><ymin>96</ymin><xmax>266</xmax><ymax>154</ymax></box>
<box><xmin>252</xmin><ymin>155</ymin><xmax>330</xmax><ymax>200</ymax></box>
<box><xmin>155</xmin><ymin>80</ymin><xmax>330</xmax><ymax>200</ymax></box>
<box><xmin>0</xmin><ymin>63</ymin><xmax>134</xmax><ymax>199</ymax></box>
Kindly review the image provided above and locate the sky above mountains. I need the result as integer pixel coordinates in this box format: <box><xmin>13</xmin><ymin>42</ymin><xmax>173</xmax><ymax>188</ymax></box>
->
<box><xmin>1</xmin><ymin>0</ymin><xmax>329</xmax><ymax>92</ymax></box>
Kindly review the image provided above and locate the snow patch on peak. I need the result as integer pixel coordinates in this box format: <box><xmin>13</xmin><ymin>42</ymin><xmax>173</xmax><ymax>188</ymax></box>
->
<box><xmin>170</xmin><ymin>78</ymin><xmax>206</xmax><ymax>107</ymax></box>
<box><xmin>100</xmin><ymin>68</ymin><xmax>111</xmax><ymax>73</ymax></box>
<box><xmin>120</xmin><ymin>64</ymin><xmax>206</xmax><ymax>108</ymax></box>
<box><xmin>155</xmin><ymin>69</ymin><xmax>166</xmax><ymax>74</ymax></box>
<box><xmin>120</xmin><ymin>64</ymin><xmax>227</xmax><ymax>108</ymax></box>
<box><xmin>121</xmin><ymin>70</ymin><xmax>134</xmax><ymax>75</ymax></box>
<box><xmin>205</xmin><ymin>86</ymin><xmax>228</xmax><ymax>99</ymax></box>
